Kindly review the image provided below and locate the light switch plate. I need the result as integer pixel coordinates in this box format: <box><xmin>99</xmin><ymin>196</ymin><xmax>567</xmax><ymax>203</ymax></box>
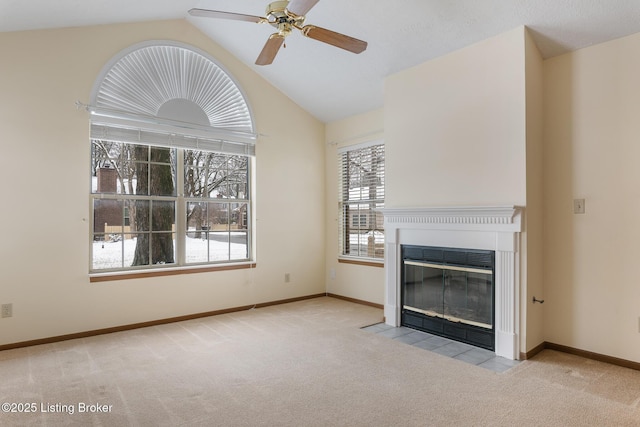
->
<box><xmin>1</xmin><ymin>303</ymin><xmax>12</xmax><ymax>318</ymax></box>
<box><xmin>573</xmin><ymin>198</ymin><xmax>585</xmax><ymax>214</ymax></box>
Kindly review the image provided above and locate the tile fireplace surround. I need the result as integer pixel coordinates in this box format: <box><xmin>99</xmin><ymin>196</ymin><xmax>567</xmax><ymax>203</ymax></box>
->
<box><xmin>379</xmin><ymin>206</ymin><xmax>524</xmax><ymax>360</ymax></box>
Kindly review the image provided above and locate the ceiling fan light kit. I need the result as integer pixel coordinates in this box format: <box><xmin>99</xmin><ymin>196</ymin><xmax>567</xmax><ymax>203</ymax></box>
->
<box><xmin>189</xmin><ymin>0</ymin><xmax>367</xmax><ymax>65</ymax></box>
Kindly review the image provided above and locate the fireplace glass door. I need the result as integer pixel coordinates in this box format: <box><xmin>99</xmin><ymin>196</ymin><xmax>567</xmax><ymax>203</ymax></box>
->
<box><xmin>401</xmin><ymin>246</ymin><xmax>495</xmax><ymax>350</ymax></box>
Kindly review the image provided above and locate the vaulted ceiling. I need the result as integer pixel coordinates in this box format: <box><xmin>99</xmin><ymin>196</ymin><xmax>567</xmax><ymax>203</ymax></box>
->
<box><xmin>3</xmin><ymin>0</ymin><xmax>640</xmax><ymax>122</ymax></box>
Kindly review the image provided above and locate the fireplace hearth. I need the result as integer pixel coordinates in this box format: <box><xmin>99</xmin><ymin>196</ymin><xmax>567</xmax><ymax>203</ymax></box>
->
<box><xmin>401</xmin><ymin>245</ymin><xmax>495</xmax><ymax>350</ymax></box>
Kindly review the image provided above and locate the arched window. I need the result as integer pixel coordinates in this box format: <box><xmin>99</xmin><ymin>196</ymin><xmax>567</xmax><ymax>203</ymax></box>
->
<box><xmin>89</xmin><ymin>41</ymin><xmax>255</xmax><ymax>275</ymax></box>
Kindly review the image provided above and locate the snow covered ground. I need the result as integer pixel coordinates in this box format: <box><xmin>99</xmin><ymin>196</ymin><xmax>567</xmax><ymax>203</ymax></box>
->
<box><xmin>93</xmin><ymin>230</ymin><xmax>380</xmax><ymax>270</ymax></box>
<box><xmin>92</xmin><ymin>235</ymin><xmax>248</xmax><ymax>270</ymax></box>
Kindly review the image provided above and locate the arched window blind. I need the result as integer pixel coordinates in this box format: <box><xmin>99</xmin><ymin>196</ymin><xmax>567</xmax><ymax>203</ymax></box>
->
<box><xmin>89</xmin><ymin>41</ymin><xmax>256</xmax><ymax>156</ymax></box>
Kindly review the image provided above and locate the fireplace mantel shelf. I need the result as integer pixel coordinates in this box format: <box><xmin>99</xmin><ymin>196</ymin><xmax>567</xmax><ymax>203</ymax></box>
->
<box><xmin>378</xmin><ymin>206</ymin><xmax>522</xmax><ymax>227</ymax></box>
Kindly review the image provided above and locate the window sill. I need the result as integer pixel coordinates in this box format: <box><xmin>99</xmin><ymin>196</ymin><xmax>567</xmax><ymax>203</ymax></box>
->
<box><xmin>338</xmin><ymin>257</ymin><xmax>384</xmax><ymax>268</ymax></box>
<box><xmin>89</xmin><ymin>262</ymin><xmax>257</xmax><ymax>283</ymax></box>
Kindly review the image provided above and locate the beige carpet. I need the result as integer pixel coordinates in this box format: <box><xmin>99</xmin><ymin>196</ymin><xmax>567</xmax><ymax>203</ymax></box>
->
<box><xmin>1</xmin><ymin>296</ymin><xmax>639</xmax><ymax>426</ymax></box>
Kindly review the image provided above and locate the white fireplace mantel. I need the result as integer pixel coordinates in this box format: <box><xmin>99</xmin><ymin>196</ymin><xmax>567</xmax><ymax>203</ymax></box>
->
<box><xmin>379</xmin><ymin>206</ymin><xmax>523</xmax><ymax>360</ymax></box>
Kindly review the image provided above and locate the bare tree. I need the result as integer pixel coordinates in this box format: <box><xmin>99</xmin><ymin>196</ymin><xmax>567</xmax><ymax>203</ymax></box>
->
<box><xmin>132</xmin><ymin>146</ymin><xmax>175</xmax><ymax>265</ymax></box>
<box><xmin>184</xmin><ymin>151</ymin><xmax>247</xmax><ymax>237</ymax></box>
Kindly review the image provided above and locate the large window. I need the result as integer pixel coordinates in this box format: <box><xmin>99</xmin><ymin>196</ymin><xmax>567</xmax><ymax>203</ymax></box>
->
<box><xmin>91</xmin><ymin>142</ymin><xmax>250</xmax><ymax>272</ymax></box>
<box><xmin>87</xmin><ymin>42</ymin><xmax>256</xmax><ymax>275</ymax></box>
<box><xmin>338</xmin><ymin>141</ymin><xmax>385</xmax><ymax>260</ymax></box>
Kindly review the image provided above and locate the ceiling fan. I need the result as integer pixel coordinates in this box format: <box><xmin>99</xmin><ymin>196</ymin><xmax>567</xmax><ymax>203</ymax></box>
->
<box><xmin>189</xmin><ymin>0</ymin><xmax>368</xmax><ymax>65</ymax></box>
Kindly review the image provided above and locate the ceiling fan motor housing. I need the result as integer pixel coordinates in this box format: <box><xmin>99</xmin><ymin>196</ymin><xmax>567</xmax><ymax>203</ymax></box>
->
<box><xmin>266</xmin><ymin>0</ymin><xmax>306</xmax><ymax>35</ymax></box>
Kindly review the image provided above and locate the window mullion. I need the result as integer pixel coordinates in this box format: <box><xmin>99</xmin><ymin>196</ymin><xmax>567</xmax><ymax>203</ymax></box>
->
<box><xmin>176</xmin><ymin>149</ymin><xmax>186</xmax><ymax>265</ymax></box>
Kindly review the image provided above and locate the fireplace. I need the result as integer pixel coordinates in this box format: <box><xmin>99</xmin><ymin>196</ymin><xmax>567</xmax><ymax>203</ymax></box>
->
<box><xmin>380</xmin><ymin>206</ymin><xmax>523</xmax><ymax>360</ymax></box>
<box><xmin>401</xmin><ymin>245</ymin><xmax>495</xmax><ymax>350</ymax></box>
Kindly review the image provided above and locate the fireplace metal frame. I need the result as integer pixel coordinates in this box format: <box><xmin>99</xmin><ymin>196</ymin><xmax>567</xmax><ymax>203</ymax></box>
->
<box><xmin>401</xmin><ymin>246</ymin><xmax>496</xmax><ymax>350</ymax></box>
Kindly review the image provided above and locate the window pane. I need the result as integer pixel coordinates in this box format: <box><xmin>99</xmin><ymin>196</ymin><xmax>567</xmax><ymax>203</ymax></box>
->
<box><xmin>92</xmin><ymin>235</ymin><xmax>124</xmax><ymax>270</ymax></box>
<box><xmin>185</xmin><ymin>231</ymin><xmax>209</xmax><ymax>263</ymax></box>
<box><xmin>184</xmin><ymin>165</ymin><xmax>200</xmax><ymax>197</ymax></box>
<box><xmin>227</xmin><ymin>203</ymin><xmax>249</xmax><ymax>261</ymax></box>
<box><xmin>225</xmin><ymin>156</ymin><xmax>248</xmax><ymax>199</ymax></box>
<box><xmin>344</xmin><ymin>203</ymin><xmax>383</xmax><ymax>257</ymax></box>
<box><xmin>186</xmin><ymin>200</ymin><xmax>208</xmax><ymax>263</ymax></box>
<box><xmin>132</xmin><ymin>160</ymin><xmax>148</xmax><ymax>195</ymax></box>
<box><xmin>93</xmin><ymin>199</ymin><xmax>124</xmax><ymax>233</ymax></box>
<box><xmin>230</xmin><ymin>202</ymin><xmax>248</xmax><ymax>231</ymax></box>
<box><xmin>133</xmin><ymin>200</ymin><xmax>150</xmax><ymax>231</ymax></box>
<box><xmin>210</xmin><ymin>203</ymin><xmax>229</xmax><ymax>231</ymax></box>
<box><xmin>123</xmin><ymin>233</ymin><xmax>137</xmax><ymax>266</ymax></box>
<box><xmin>209</xmin><ymin>231</ymin><xmax>230</xmax><ymax>261</ymax></box>
<box><xmin>151</xmin><ymin>201</ymin><xmax>176</xmax><ymax>232</ymax></box>
<box><xmin>186</xmin><ymin>201</ymin><xmax>207</xmax><ymax>237</ymax></box>
<box><xmin>91</xmin><ymin>141</ymin><xmax>128</xmax><ymax>194</ymax></box>
<box><xmin>184</xmin><ymin>151</ymin><xmax>248</xmax><ymax>200</ymax></box>
<box><xmin>131</xmin><ymin>144</ymin><xmax>149</xmax><ymax>162</ymax></box>
<box><xmin>93</xmin><ymin>167</ymin><xmax>119</xmax><ymax>194</ymax></box>
<box><xmin>150</xmin><ymin>164</ymin><xmax>176</xmax><ymax>196</ymax></box>
<box><xmin>209</xmin><ymin>203</ymin><xmax>229</xmax><ymax>261</ymax></box>
<box><xmin>230</xmin><ymin>231</ymin><xmax>249</xmax><ymax>260</ymax></box>
<box><xmin>150</xmin><ymin>233</ymin><xmax>176</xmax><ymax>265</ymax></box>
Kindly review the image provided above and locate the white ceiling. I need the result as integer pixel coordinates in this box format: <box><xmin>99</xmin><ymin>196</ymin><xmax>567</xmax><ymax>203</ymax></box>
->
<box><xmin>3</xmin><ymin>0</ymin><xmax>640</xmax><ymax>123</ymax></box>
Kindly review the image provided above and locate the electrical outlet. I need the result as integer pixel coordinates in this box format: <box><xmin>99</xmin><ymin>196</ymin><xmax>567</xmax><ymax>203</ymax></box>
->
<box><xmin>1</xmin><ymin>303</ymin><xmax>12</xmax><ymax>318</ymax></box>
<box><xmin>284</xmin><ymin>273</ymin><xmax>290</xmax><ymax>283</ymax></box>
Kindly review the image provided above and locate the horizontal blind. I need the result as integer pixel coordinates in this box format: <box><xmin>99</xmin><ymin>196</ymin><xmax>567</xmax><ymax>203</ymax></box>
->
<box><xmin>340</xmin><ymin>144</ymin><xmax>385</xmax><ymax>202</ymax></box>
<box><xmin>339</xmin><ymin>142</ymin><xmax>385</xmax><ymax>259</ymax></box>
<box><xmin>90</xmin><ymin>123</ymin><xmax>255</xmax><ymax>156</ymax></box>
<box><xmin>336</xmin><ymin>138</ymin><xmax>384</xmax><ymax>154</ymax></box>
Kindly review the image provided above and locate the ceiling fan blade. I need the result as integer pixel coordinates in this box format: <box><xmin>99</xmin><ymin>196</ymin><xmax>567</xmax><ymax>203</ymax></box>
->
<box><xmin>302</xmin><ymin>25</ymin><xmax>367</xmax><ymax>54</ymax></box>
<box><xmin>286</xmin><ymin>0</ymin><xmax>319</xmax><ymax>16</ymax></box>
<box><xmin>188</xmin><ymin>8</ymin><xmax>264</xmax><ymax>23</ymax></box>
<box><xmin>256</xmin><ymin>34</ymin><xmax>285</xmax><ymax>65</ymax></box>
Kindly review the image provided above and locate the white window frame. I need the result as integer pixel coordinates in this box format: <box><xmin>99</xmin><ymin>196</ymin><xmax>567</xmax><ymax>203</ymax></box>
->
<box><xmin>338</xmin><ymin>140</ymin><xmax>385</xmax><ymax>262</ymax></box>
<box><xmin>90</xmin><ymin>143</ymin><xmax>252</xmax><ymax>273</ymax></box>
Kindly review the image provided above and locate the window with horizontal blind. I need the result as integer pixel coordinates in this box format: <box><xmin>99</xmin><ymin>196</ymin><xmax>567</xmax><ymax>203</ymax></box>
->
<box><xmin>338</xmin><ymin>141</ymin><xmax>385</xmax><ymax>260</ymax></box>
<box><xmin>88</xmin><ymin>42</ymin><xmax>255</xmax><ymax>274</ymax></box>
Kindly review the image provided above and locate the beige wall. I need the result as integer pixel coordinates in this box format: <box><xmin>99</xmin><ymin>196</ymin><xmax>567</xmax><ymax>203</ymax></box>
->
<box><xmin>384</xmin><ymin>27</ymin><xmax>527</xmax><ymax>208</ymax></box>
<box><xmin>0</xmin><ymin>20</ymin><xmax>326</xmax><ymax>346</ymax></box>
<box><xmin>324</xmin><ymin>109</ymin><xmax>385</xmax><ymax>305</ymax></box>
<box><xmin>523</xmin><ymin>29</ymin><xmax>545</xmax><ymax>352</ymax></box>
<box><xmin>543</xmin><ymin>31</ymin><xmax>640</xmax><ymax>363</ymax></box>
